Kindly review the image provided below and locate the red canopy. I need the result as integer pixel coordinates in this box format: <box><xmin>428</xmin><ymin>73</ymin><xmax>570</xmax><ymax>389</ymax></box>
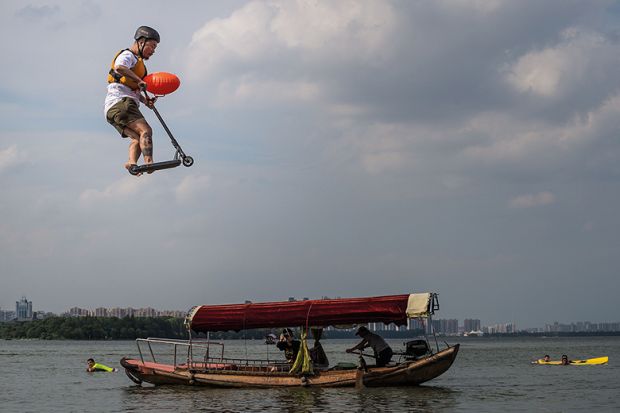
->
<box><xmin>188</xmin><ymin>294</ymin><xmax>412</xmax><ymax>333</ymax></box>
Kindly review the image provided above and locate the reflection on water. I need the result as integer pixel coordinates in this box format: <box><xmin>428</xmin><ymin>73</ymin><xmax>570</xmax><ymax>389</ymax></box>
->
<box><xmin>347</xmin><ymin>386</ymin><xmax>459</xmax><ymax>413</ymax></box>
<box><xmin>119</xmin><ymin>383</ymin><xmax>458</xmax><ymax>413</ymax></box>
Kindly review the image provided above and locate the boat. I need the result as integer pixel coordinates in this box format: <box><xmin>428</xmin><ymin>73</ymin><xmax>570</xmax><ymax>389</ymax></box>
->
<box><xmin>120</xmin><ymin>292</ymin><xmax>459</xmax><ymax>388</ymax></box>
<box><xmin>533</xmin><ymin>356</ymin><xmax>608</xmax><ymax>365</ymax></box>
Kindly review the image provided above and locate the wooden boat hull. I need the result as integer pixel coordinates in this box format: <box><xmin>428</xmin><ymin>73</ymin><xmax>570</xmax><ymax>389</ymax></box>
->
<box><xmin>121</xmin><ymin>344</ymin><xmax>459</xmax><ymax>388</ymax></box>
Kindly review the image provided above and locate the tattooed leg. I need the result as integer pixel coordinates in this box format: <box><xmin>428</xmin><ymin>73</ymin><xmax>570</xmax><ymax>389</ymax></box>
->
<box><xmin>140</xmin><ymin>132</ymin><xmax>153</xmax><ymax>164</ymax></box>
<box><xmin>127</xmin><ymin>119</ymin><xmax>154</xmax><ymax>165</ymax></box>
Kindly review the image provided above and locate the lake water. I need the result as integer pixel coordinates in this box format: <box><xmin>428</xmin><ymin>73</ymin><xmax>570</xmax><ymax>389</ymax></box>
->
<box><xmin>1</xmin><ymin>336</ymin><xmax>618</xmax><ymax>412</ymax></box>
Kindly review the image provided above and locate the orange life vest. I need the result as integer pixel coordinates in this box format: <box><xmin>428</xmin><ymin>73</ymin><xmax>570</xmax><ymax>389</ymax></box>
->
<box><xmin>107</xmin><ymin>49</ymin><xmax>147</xmax><ymax>90</ymax></box>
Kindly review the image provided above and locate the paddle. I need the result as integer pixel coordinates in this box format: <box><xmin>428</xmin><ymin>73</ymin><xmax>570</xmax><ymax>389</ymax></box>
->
<box><xmin>349</xmin><ymin>350</ymin><xmax>377</xmax><ymax>359</ymax></box>
<box><xmin>354</xmin><ymin>353</ymin><xmax>368</xmax><ymax>389</ymax></box>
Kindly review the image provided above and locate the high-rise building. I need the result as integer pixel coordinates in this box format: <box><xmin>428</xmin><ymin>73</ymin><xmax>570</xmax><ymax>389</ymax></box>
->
<box><xmin>432</xmin><ymin>319</ymin><xmax>459</xmax><ymax>335</ymax></box>
<box><xmin>94</xmin><ymin>307</ymin><xmax>108</xmax><ymax>317</ymax></box>
<box><xmin>408</xmin><ymin>318</ymin><xmax>426</xmax><ymax>331</ymax></box>
<box><xmin>69</xmin><ymin>307</ymin><xmax>90</xmax><ymax>317</ymax></box>
<box><xmin>464</xmin><ymin>319</ymin><xmax>481</xmax><ymax>332</ymax></box>
<box><xmin>109</xmin><ymin>307</ymin><xmax>126</xmax><ymax>318</ymax></box>
<box><xmin>135</xmin><ymin>307</ymin><xmax>157</xmax><ymax>317</ymax></box>
<box><xmin>15</xmin><ymin>296</ymin><xmax>33</xmax><ymax>321</ymax></box>
<box><xmin>0</xmin><ymin>308</ymin><xmax>16</xmax><ymax>322</ymax></box>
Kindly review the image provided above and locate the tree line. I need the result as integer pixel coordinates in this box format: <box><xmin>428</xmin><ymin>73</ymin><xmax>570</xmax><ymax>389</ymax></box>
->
<box><xmin>0</xmin><ymin>316</ymin><xmax>429</xmax><ymax>340</ymax></box>
<box><xmin>0</xmin><ymin>316</ymin><xmax>187</xmax><ymax>340</ymax></box>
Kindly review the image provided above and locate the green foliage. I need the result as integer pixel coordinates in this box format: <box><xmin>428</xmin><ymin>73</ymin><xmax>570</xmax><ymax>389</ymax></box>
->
<box><xmin>0</xmin><ymin>316</ymin><xmax>186</xmax><ymax>340</ymax></box>
<box><xmin>0</xmin><ymin>318</ymin><xmax>430</xmax><ymax>341</ymax></box>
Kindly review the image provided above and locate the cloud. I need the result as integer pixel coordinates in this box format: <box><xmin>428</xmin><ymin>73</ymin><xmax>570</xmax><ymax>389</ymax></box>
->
<box><xmin>212</xmin><ymin>78</ymin><xmax>321</xmax><ymax>107</ymax></box>
<box><xmin>505</xmin><ymin>27</ymin><xmax>620</xmax><ymax>118</ymax></box>
<box><xmin>175</xmin><ymin>174</ymin><xmax>211</xmax><ymax>203</ymax></box>
<box><xmin>15</xmin><ymin>4</ymin><xmax>61</xmax><ymax>20</ymax></box>
<box><xmin>0</xmin><ymin>144</ymin><xmax>20</xmax><ymax>172</ymax></box>
<box><xmin>461</xmin><ymin>90</ymin><xmax>620</xmax><ymax>168</ymax></box>
<box><xmin>79</xmin><ymin>177</ymin><xmax>143</xmax><ymax>206</ymax></box>
<box><xmin>506</xmin><ymin>29</ymin><xmax>606</xmax><ymax>96</ymax></box>
<box><xmin>509</xmin><ymin>192</ymin><xmax>555</xmax><ymax>208</ymax></box>
<box><xmin>185</xmin><ymin>0</ymin><xmax>396</xmax><ymax>107</ymax></box>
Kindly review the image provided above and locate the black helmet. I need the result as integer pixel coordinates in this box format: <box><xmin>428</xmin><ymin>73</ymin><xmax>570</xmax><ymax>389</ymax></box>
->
<box><xmin>134</xmin><ymin>26</ymin><xmax>160</xmax><ymax>43</ymax></box>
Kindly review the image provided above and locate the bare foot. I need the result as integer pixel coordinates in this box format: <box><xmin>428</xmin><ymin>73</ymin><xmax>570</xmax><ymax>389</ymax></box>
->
<box><xmin>125</xmin><ymin>162</ymin><xmax>142</xmax><ymax>176</ymax></box>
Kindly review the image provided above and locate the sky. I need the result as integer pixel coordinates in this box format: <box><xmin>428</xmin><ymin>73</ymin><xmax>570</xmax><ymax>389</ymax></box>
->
<box><xmin>1</xmin><ymin>0</ymin><xmax>620</xmax><ymax>328</ymax></box>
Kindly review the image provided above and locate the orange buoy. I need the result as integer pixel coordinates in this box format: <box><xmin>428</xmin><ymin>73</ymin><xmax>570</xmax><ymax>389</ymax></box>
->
<box><xmin>144</xmin><ymin>72</ymin><xmax>180</xmax><ymax>95</ymax></box>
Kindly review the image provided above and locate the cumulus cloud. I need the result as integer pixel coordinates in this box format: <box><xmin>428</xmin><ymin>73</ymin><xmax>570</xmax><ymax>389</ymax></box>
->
<box><xmin>462</xmin><ymin>90</ymin><xmax>620</xmax><ymax>167</ymax></box>
<box><xmin>186</xmin><ymin>0</ymin><xmax>396</xmax><ymax>107</ymax></box>
<box><xmin>180</xmin><ymin>0</ymin><xmax>620</xmax><ymax>183</ymax></box>
<box><xmin>509</xmin><ymin>192</ymin><xmax>555</xmax><ymax>208</ymax></box>
<box><xmin>505</xmin><ymin>27</ymin><xmax>620</xmax><ymax>113</ymax></box>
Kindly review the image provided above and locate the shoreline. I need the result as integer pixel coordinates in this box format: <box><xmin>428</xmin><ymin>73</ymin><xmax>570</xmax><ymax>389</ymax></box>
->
<box><xmin>4</xmin><ymin>332</ymin><xmax>620</xmax><ymax>341</ymax></box>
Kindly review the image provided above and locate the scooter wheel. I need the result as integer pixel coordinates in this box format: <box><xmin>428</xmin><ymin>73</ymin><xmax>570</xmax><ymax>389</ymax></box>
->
<box><xmin>128</xmin><ymin>165</ymin><xmax>140</xmax><ymax>175</ymax></box>
<box><xmin>183</xmin><ymin>156</ymin><xmax>194</xmax><ymax>167</ymax></box>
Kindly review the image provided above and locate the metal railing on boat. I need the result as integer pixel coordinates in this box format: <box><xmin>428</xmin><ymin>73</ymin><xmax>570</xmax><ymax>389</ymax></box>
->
<box><xmin>135</xmin><ymin>337</ymin><xmax>291</xmax><ymax>374</ymax></box>
<box><xmin>136</xmin><ymin>338</ymin><xmax>225</xmax><ymax>368</ymax></box>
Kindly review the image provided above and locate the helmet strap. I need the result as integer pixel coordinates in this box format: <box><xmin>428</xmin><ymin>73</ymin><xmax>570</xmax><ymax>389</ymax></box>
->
<box><xmin>137</xmin><ymin>39</ymin><xmax>145</xmax><ymax>58</ymax></box>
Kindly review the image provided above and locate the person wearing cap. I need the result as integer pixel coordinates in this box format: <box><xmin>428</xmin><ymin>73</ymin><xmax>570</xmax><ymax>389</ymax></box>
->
<box><xmin>104</xmin><ymin>26</ymin><xmax>160</xmax><ymax>175</ymax></box>
<box><xmin>346</xmin><ymin>326</ymin><xmax>393</xmax><ymax>367</ymax></box>
<box><xmin>276</xmin><ymin>328</ymin><xmax>301</xmax><ymax>364</ymax></box>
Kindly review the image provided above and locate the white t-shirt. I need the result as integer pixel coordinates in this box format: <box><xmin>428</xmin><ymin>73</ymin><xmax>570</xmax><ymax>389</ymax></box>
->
<box><xmin>104</xmin><ymin>50</ymin><xmax>142</xmax><ymax>116</ymax></box>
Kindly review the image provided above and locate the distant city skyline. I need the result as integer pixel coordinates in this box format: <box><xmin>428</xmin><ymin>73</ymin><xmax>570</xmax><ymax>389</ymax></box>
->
<box><xmin>2</xmin><ymin>295</ymin><xmax>619</xmax><ymax>333</ymax></box>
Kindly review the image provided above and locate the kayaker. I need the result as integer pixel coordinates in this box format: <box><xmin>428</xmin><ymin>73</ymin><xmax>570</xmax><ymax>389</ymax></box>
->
<box><xmin>86</xmin><ymin>358</ymin><xmax>117</xmax><ymax>372</ymax></box>
<box><xmin>276</xmin><ymin>328</ymin><xmax>301</xmax><ymax>363</ymax></box>
<box><xmin>346</xmin><ymin>326</ymin><xmax>393</xmax><ymax>367</ymax></box>
<box><xmin>543</xmin><ymin>355</ymin><xmax>550</xmax><ymax>362</ymax></box>
<box><xmin>561</xmin><ymin>355</ymin><xmax>570</xmax><ymax>365</ymax></box>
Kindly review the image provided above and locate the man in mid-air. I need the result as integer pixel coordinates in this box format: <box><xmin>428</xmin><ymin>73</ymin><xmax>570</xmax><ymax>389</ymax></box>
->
<box><xmin>104</xmin><ymin>26</ymin><xmax>159</xmax><ymax>175</ymax></box>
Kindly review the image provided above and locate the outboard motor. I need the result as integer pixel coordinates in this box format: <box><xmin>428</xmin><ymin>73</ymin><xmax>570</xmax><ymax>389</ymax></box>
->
<box><xmin>404</xmin><ymin>339</ymin><xmax>430</xmax><ymax>360</ymax></box>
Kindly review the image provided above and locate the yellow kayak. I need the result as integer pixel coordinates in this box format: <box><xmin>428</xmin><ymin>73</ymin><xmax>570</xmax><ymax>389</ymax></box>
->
<box><xmin>534</xmin><ymin>356</ymin><xmax>608</xmax><ymax>365</ymax></box>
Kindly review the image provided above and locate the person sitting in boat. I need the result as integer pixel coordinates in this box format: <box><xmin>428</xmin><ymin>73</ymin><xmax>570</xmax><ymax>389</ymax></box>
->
<box><xmin>543</xmin><ymin>355</ymin><xmax>550</xmax><ymax>362</ymax></box>
<box><xmin>276</xmin><ymin>328</ymin><xmax>301</xmax><ymax>364</ymax></box>
<box><xmin>309</xmin><ymin>328</ymin><xmax>329</xmax><ymax>368</ymax></box>
<box><xmin>346</xmin><ymin>326</ymin><xmax>393</xmax><ymax>367</ymax></box>
<box><xmin>561</xmin><ymin>355</ymin><xmax>570</xmax><ymax>365</ymax></box>
<box><xmin>86</xmin><ymin>358</ymin><xmax>117</xmax><ymax>372</ymax></box>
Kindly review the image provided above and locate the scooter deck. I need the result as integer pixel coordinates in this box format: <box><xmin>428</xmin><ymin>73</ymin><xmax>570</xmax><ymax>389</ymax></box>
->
<box><xmin>129</xmin><ymin>159</ymin><xmax>182</xmax><ymax>175</ymax></box>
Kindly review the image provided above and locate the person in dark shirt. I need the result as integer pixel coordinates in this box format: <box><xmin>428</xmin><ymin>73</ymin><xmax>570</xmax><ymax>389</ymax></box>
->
<box><xmin>346</xmin><ymin>326</ymin><xmax>393</xmax><ymax>367</ymax></box>
<box><xmin>276</xmin><ymin>328</ymin><xmax>301</xmax><ymax>363</ymax></box>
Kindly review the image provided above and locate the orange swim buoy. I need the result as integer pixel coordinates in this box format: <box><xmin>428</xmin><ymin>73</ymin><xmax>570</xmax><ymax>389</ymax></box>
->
<box><xmin>144</xmin><ymin>72</ymin><xmax>181</xmax><ymax>95</ymax></box>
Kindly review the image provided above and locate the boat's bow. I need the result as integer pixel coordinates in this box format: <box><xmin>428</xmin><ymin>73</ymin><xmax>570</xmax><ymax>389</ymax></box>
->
<box><xmin>362</xmin><ymin>343</ymin><xmax>460</xmax><ymax>387</ymax></box>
